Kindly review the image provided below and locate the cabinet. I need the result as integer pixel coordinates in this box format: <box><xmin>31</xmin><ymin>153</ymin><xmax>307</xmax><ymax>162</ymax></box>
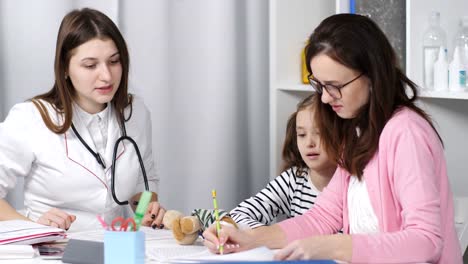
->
<box><xmin>269</xmin><ymin>0</ymin><xmax>468</xmax><ymax>194</ymax></box>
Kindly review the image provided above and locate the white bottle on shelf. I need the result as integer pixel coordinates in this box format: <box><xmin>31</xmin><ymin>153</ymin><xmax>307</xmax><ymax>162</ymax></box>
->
<box><xmin>423</xmin><ymin>11</ymin><xmax>447</xmax><ymax>90</ymax></box>
<box><xmin>449</xmin><ymin>46</ymin><xmax>467</xmax><ymax>91</ymax></box>
<box><xmin>434</xmin><ymin>47</ymin><xmax>449</xmax><ymax>91</ymax></box>
<box><xmin>453</xmin><ymin>16</ymin><xmax>468</xmax><ymax>87</ymax></box>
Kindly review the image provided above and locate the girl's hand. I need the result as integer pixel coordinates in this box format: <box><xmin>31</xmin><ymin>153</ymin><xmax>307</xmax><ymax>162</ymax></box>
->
<box><xmin>36</xmin><ymin>208</ymin><xmax>76</xmax><ymax>230</ymax></box>
<box><xmin>203</xmin><ymin>224</ymin><xmax>256</xmax><ymax>254</ymax></box>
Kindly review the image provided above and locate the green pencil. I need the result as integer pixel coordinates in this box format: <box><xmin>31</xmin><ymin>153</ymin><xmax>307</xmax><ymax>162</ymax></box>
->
<box><xmin>212</xmin><ymin>189</ymin><xmax>223</xmax><ymax>254</ymax></box>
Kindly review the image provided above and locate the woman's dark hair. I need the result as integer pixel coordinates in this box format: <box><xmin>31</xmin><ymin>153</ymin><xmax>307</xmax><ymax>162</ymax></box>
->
<box><xmin>281</xmin><ymin>94</ymin><xmax>318</xmax><ymax>176</ymax></box>
<box><xmin>304</xmin><ymin>13</ymin><xmax>442</xmax><ymax>179</ymax></box>
<box><xmin>31</xmin><ymin>8</ymin><xmax>132</xmax><ymax>134</ymax></box>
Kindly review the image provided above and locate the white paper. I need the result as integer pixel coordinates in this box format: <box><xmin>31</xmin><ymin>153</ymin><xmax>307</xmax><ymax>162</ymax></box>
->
<box><xmin>206</xmin><ymin>246</ymin><xmax>274</xmax><ymax>261</ymax></box>
<box><xmin>0</xmin><ymin>220</ymin><xmax>65</xmax><ymax>245</ymax></box>
<box><xmin>186</xmin><ymin>246</ymin><xmax>275</xmax><ymax>262</ymax></box>
<box><xmin>0</xmin><ymin>245</ymin><xmax>36</xmax><ymax>259</ymax></box>
<box><xmin>67</xmin><ymin>226</ymin><xmax>174</xmax><ymax>242</ymax></box>
<box><xmin>147</xmin><ymin>242</ymin><xmax>211</xmax><ymax>262</ymax></box>
<box><xmin>148</xmin><ymin>245</ymin><xmax>275</xmax><ymax>262</ymax></box>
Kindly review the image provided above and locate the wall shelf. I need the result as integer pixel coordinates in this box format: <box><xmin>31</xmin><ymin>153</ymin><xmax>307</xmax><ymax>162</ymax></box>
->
<box><xmin>275</xmin><ymin>84</ymin><xmax>312</xmax><ymax>92</ymax></box>
<box><xmin>419</xmin><ymin>89</ymin><xmax>468</xmax><ymax>100</ymax></box>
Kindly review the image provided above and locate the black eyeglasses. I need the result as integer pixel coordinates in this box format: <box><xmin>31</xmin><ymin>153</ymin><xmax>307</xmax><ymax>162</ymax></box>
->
<box><xmin>308</xmin><ymin>73</ymin><xmax>364</xmax><ymax>99</ymax></box>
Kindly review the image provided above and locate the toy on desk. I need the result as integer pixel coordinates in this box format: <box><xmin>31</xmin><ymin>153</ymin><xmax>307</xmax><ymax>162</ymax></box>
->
<box><xmin>162</xmin><ymin>209</ymin><xmax>237</xmax><ymax>245</ymax></box>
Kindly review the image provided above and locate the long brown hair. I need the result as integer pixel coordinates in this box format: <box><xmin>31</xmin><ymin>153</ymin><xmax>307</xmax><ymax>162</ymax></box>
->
<box><xmin>31</xmin><ymin>8</ymin><xmax>132</xmax><ymax>134</ymax></box>
<box><xmin>281</xmin><ymin>94</ymin><xmax>318</xmax><ymax>176</ymax></box>
<box><xmin>305</xmin><ymin>14</ymin><xmax>442</xmax><ymax>179</ymax></box>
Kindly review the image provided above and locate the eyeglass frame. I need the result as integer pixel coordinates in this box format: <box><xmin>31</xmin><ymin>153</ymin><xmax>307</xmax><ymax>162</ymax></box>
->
<box><xmin>308</xmin><ymin>73</ymin><xmax>364</xmax><ymax>99</ymax></box>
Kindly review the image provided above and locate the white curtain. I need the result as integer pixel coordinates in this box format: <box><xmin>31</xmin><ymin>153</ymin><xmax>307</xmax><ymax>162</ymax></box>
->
<box><xmin>0</xmin><ymin>0</ymin><xmax>269</xmax><ymax>214</ymax></box>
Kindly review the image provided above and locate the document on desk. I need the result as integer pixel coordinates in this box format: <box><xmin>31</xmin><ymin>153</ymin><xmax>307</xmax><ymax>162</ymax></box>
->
<box><xmin>0</xmin><ymin>245</ymin><xmax>36</xmax><ymax>259</ymax></box>
<box><xmin>147</xmin><ymin>244</ymin><xmax>276</xmax><ymax>262</ymax></box>
<box><xmin>147</xmin><ymin>242</ymin><xmax>210</xmax><ymax>262</ymax></box>
<box><xmin>68</xmin><ymin>226</ymin><xmax>173</xmax><ymax>242</ymax></box>
<box><xmin>190</xmin><ymin>246</ymin><xmax>275</xmax><ymax>261</ymax></box>
<box><xmin>0</xmin><ymin>220</ymin><xmax>66</xmax><ymax>245</ymax></box>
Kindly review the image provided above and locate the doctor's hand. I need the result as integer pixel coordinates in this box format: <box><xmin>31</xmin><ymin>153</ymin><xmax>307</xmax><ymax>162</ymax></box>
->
<box><xmin>36</xmin><ymin>208</ymin><xmax>76</xmax><ymax>230</ymax></box>
<box><xmin>141</xmin><ymin>201</ymin><xmax>166</xmax><ymax>229</ymax></box>
<box><xmin>203</xmin><ymin>224</ymin><xmax>256</xmax><ymax>254</ymax></box>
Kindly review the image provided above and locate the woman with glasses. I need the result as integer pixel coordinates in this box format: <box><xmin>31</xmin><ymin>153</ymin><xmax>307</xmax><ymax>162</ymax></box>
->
<box><xmin>202</xmin><ymin>14</ymin><xmax>461</xmax><ymax>263</ymax></box>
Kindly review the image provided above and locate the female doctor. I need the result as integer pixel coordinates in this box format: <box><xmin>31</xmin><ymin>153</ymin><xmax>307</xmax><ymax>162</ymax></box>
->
<box><xmin>0</xmin><ymin>8</ymin><xmax>166</xmax><ymax>231</ymax></box>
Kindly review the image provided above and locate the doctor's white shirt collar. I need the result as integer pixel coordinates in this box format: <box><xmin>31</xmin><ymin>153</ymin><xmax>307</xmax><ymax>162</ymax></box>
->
<box><xmin>72</xmin><ymin>102</ymin><xmax>111</xmax><ymax>155</ymax></box>
<box><xmin>73</xmin><ymin>103</ymin><xmax>110</xmax><ymax>129</ymax></box>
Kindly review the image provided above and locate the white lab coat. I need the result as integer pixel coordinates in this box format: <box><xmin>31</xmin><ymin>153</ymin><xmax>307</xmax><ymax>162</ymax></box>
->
<box><xmin>0</xmin><ymin>95</ymin><xmax>158</xmax><ymax>231</ymax></box>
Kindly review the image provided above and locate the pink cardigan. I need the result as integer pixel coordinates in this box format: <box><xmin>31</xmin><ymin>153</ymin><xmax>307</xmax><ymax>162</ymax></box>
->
<box><xmin>278</xmin><ymin>108</ymin><xmax>462</xmax><ymax>263</ymax></box>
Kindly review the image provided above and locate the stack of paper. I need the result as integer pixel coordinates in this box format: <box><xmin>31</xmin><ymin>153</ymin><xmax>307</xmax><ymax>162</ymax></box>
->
<box><xmin>67</xmin><ymin>226</ymin><xmax>174</xmax><ymax>242</ymax></box>
<box><xmin>0</xmin><ymin>220</ymin><xmax>66</xmax><ymax>245</ymax></box>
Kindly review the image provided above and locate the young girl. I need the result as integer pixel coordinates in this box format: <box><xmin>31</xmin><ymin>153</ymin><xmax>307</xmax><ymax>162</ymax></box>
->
<box><xmin>203</xmin><ymin>14</ymin><xmax>461</xmax><ymax>264</ymax></box>
<box><xmin>230</xmin><ymin>94</ymin><xmax>336</xmax><ymax>228</ymax></box>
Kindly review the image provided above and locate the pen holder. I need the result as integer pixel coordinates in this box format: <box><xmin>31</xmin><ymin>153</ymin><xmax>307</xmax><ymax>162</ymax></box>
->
<box><xmin>104</xmin><ymin>231</ymin><xmax>145</xmax><ymax>264</ymax></box>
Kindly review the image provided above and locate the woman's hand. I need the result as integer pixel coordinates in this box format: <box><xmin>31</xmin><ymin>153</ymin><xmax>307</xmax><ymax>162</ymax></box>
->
<box><xmin>141</xmin><ymin>201</ymin><xmax>166</xmax><ymax>229</ymax></box>
<box><xmin>202</xmin><ymin>224</ymin><xmax>257</xmax><ymax>254</ymax></box>
<box><xmin>131</xmin><ymin>192</ymin><xmax>165</xmax><ymax>229</ymax></box>
<box><xmin>36</xmin><ymin>208</ymin><xmax>76</xmax><ymax>230</ymax></box>
<box><xmin>274</xmin><ymin>234</ymin><xmax>352</xmax><ymax>262</ymax></box>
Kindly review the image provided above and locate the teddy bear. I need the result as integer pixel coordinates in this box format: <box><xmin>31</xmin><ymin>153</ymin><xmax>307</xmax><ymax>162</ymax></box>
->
<box><xmin>162</xmin><ymin>209</ymin><xmax>237</xmax><ymax>245</ymax></box>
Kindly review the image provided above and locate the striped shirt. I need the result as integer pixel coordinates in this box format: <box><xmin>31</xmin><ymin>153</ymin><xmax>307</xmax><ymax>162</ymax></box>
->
<box><xmin>230</xmin><ymin>167</ymin><xmax>319</xmax><ymax>228</ymax></box>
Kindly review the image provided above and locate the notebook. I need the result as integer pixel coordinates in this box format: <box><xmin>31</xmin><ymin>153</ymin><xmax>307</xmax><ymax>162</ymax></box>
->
<box><xmin>0</xmin><ymin>220</ymin><xmax>66</xmax><ymax>245</ymax></box>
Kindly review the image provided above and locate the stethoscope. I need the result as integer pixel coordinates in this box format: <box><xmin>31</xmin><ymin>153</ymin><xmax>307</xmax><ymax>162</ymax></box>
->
<box><xmin>70</xmin><ymin>112</ymin><xmax>149</xmax><ymax>205</ymax></box>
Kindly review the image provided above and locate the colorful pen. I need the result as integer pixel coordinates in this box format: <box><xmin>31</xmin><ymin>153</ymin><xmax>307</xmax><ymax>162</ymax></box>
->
<box><xmin>212</xmin><ymin>189</ymin><xmax>224</xmax><ymax>254</ymax></box>
<box><xmin>134</xmin><ymin>191</ymin><xmax>153</xmax><ymax>231</ymax></box>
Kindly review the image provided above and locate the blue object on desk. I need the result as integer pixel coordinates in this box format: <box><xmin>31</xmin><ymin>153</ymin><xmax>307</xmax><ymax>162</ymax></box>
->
<box><xmin>104</xmin><ymin>231</ymin><xmax>145</xmax><ymax>264</ymax></box>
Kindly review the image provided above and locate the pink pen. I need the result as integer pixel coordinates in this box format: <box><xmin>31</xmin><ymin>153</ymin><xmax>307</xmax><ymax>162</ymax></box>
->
<box><xmin>96</xmin><ymin>215</ymin><xmax>109</xmax><ymax>230</ymax></box>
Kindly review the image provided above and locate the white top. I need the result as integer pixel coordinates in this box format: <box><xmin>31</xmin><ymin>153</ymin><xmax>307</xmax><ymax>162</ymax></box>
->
<box><xmin>74</xmin><ymin>103</ymin><xmax>110</xmax><ymax>155</ymax></box>
<box><xmin>347</xmin><ymin>176</ymin><xmax>379</xmax><ymax>234</ymax></box>
<box><xmin>0</xmin><ymin>95</ymin><xmax>158</xmax><ymax>231</ymax></box>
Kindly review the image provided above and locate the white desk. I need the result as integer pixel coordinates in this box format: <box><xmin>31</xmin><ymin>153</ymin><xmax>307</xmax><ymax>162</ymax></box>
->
<box><xmin>4</xmin><ymin>228</ymin><xmax>276</xmax><ymax>263</ymax></box>
<box><xmin>5</xmin><ymin>228</ymin><xmax>206</xmax><ymax>263</ymax></box>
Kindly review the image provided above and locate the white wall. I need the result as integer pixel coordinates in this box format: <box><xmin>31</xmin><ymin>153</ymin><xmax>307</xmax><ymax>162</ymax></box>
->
<box><xmin>0</xmin><ymin>0</ymin><xmax>119</xmax><ymax>114</ymax></box>
<box><xmin>420</xmin><ymin>99</ymin><xmax>468</xmax><ymax>197</ymax></box>
<box><xmin>408</xmin><ymin>0</ymin><xmax>468</xmax><ymax>197</ymax></box>
<box><xmin>120</xmin><ymin>0</ymin><xmax>270</xmax><ymax>213</ymax></box>
<box><xmin>0</xmin><ymin>0</ymin><xmax>71</xmax><ymax>208</ymax></box>
<box><xmin>0</xmin><ymin>0</ymin><xmax>270</xmax><ymax>214</ymax></box>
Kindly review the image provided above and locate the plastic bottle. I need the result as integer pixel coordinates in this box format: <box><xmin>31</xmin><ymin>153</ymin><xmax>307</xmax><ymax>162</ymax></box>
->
<box><xmin>434</xmin><ymin>47</ymin><xmax>448</xmax><ymax>91</ymax></box>
<box><xmin>449</xmin><ymin>46</ymin><xmax>467</xmax><ymax>91</ymax></box>
<box><xmin>422</xmin><ymin>12</ymin><xmax>447</xmax><ymax>90</ymax></box>
<box><xmin>453</xmin><ymin>16</ymin><xmax>468</xmax><ymax>87</ymax></box>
